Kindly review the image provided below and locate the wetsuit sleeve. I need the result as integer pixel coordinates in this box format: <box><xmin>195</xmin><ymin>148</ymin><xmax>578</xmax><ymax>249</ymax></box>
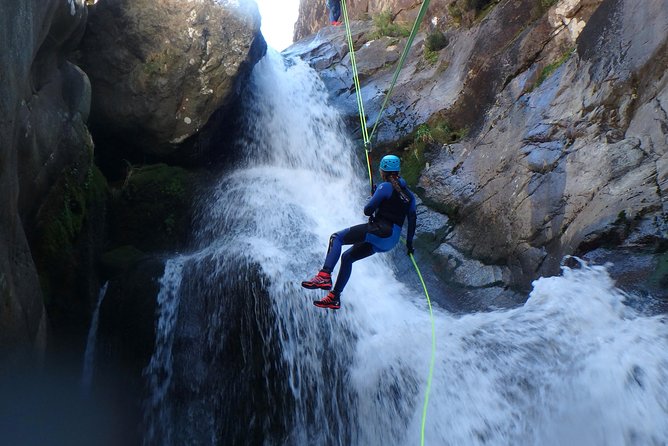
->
<box><xmin>364</xmin><ymin>182</ymin><xmax>392</xmax><ymax>216</ymax></box>
<box><xmin>406</xmin><ymin>191</ymin><xmax>417</xmax><ymax>247</ymax></box>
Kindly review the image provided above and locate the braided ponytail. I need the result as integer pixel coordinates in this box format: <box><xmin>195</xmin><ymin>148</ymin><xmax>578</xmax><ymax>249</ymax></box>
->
<box><xmin>386</xmin><ymin>172</ymin><xmax>410</xmax><ymax>203</ymax></box>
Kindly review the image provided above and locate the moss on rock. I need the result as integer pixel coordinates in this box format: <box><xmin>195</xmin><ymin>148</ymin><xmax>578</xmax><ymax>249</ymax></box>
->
<box><xmin>110</xmin><ymin>163</ymin><xmax>197</xmax><ymax>252</ymax></box>
<box><xmin>39</xmin><ymin>164</ymin><xmax>107</xmax><ymax>262</ymax></box>
<box><xmin>649</xmin><ymin>252</ymin><xmax>668</xmax><ymax>290</ymax></box>
<box><xmin>32</xmin><ymin>143</ymin><xmax>110</xmax><ymax>322</ymax></box>
<box><xmin>400</xmin><ymin>121</ymin><xmax>468</xmax><ymax>187</ymax></box>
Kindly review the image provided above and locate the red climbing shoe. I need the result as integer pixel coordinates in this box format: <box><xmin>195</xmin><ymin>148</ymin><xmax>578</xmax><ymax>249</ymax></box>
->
<box><xmin>331</xmin><ymin>20</ymin><xmax>342</xmax><ymax>26</ymax></box>
<box><xmin>313</xmin><ymin>292</ymin><xmax>341</xmax><ymax>310</ymax></box>
<box><xmin>301</xmin><ymin>271</ymin><xmax>332</xmax><ymax>290</ymax></box>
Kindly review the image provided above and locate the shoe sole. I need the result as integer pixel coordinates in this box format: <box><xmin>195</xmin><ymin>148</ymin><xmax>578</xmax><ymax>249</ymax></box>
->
<box><xmin>301</xmin><ymin>282</ymin><xmax>332</xmax><ymax>290</ymax></box>
<box><xmin>313</xmin><ymin>302</ymin><xmax>340</xmax><ymax>310</ymax></box>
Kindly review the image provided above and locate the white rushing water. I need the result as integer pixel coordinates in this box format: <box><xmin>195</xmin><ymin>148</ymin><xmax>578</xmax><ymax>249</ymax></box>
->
<box><xmin>143</xmin><ymin>49</ymin><xmax>668</xmax><ymax>445</ymax></box>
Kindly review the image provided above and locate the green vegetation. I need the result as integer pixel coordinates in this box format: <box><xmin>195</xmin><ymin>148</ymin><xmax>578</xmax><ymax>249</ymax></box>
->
<box><xmin>40</xmin><ymin>164</ymin><xmax>107</xmax><ymax>262</ymax></box>
<box><xmin>401</xmin><ymin>122</ymin><xmax>468</xmax><ymax>186</ymax></box>
<box><xmin>448</xmin><ymin>3</ymin><xmax>464</xmax><ymax>26</ymax></box>
<box><xmin>541</xmin><ymin>0</ymin><xmax>559</xmax><ymax>9</ymax></box>
<box><xmin>649</xmin><ymin>252</ymin><xmax>668</xmax><ymax>289</ymax></box>
<box><xmin>531</xmin><ymin>48</ymin><xmax>574</xmax><ymax>91</ymax></box>
<box><xmin>372</xmin><ymin>10</ymin><xmax>410</xmax><ymax>39</ymax></box>
<box><xmin>447</xmin><ymin>0</ymin><xmax>499</xmax><ymax>27</ymax></box>
<box><xmin>475</xmin><ymin>0</ymin><xmax>500</xmax><ymax>22</ymax></box>
<box><xmin>424</xmin><ymin>30</ymin><xmax>448</xmax><ymax>64</ymax></box>
<box><xmin>35</xmin><ymin>150</ymin><xmax>108</xmax><ymax>305</ymax></box>
<box><xmin>424</xmin><ymin>48</ymin><xmax>439</xmax><ymax>64</ymax></box>
<box><xmin>426</xmin><ymin>30</ymin><xmax>448</xmax><ymax>52</ymax></box>
<box><xmin>111</xmin><ymin>163</ymin><xmax>196</xmax><ymax>252</ymax></box>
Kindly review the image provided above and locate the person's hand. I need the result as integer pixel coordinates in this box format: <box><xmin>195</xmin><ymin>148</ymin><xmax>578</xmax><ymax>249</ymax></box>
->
<box><xmin>406</xmin><ymin>243</ymin><xmax>414</xmax><ymax>256</ymax></box>
<box><xmin>371</xmin><ymin>184</ymin><xmax>377</xmax><ymax>194</ymax></box>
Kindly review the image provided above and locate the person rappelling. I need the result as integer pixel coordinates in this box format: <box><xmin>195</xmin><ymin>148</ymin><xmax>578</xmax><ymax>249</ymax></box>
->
<box><xmin>301</xmin><ymin>155</ymin><xmax>417</xmax><ymax>309</ymax></box>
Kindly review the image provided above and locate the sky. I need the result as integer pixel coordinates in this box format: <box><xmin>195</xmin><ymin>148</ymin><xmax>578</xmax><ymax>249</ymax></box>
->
<box><xmin>255</xmin><ymin>0</ymin><xmax>301</xmax><ymax>51</ymax></box>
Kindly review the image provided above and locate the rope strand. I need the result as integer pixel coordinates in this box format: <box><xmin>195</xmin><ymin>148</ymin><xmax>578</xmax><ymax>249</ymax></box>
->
<box><xmin>340</xmin><ymin>3</ymin><xmax>436</xmax><ymax>443</ymax></box>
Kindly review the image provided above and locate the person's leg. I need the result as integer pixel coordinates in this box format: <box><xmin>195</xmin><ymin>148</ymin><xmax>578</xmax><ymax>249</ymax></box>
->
<box><xmin>332</xmin><ymin>242</ymin><xmax>375</xmax><ymax>295</ymax></box>
<box><xmin>322</xmin><ymin>223</ymin><xmax>368</xmax><ymax>273</ymax></box>
<box><xmin>326</xmin><ymin>0</ymin><xmax>336</xmax><ymax>23</ymax></box>
<box><xmin>332</xmin><ymin>0</ymin><xmax>341</xmax><ymax>22</ymax></box>
<box><xmin>313</xmin><ymin>242</ymin><xmax>374</xmax><ymax>309</ymax></box>
<box><xmin>303</xmin><ymin>223</ymin><xmax>368</xmax><ymax>290</ymax></box>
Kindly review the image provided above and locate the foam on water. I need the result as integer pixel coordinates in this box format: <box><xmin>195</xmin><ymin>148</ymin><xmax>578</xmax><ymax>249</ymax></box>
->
<box><xmin>143</xmin><ymin>49</ymin><xmax>668</xmax><ymax>445</ymax></box>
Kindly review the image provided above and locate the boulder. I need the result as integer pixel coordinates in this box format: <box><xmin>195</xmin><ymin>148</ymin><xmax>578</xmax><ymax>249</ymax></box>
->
<box><xmin>434</xmin><ymin>243</ymin><xmax>511</xmax><ymax>288</ymax></box>
<box><xmin>80</xmin><ymin>0</ymin><xmax>266</xmax><ymax>157</ymax></box>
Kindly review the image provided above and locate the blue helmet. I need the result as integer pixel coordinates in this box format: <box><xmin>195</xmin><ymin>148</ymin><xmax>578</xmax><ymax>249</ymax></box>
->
<box><xmin>379</xmin><ymin>155</ymin><xmax>401</xmax><ymax>172</ymax></box>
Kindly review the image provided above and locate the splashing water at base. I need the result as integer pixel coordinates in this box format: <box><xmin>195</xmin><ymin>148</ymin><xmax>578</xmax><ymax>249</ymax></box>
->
<box><xmin>142</xmin><ymin>50</ymin><xmax>668</xmax><ymax>445</ymax></box>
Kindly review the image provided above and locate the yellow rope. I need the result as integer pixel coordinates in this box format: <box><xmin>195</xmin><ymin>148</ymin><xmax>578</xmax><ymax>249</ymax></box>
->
<box><xmin>410</xmin><ymin>253</ymin><xmax>436</xmax><ymax>446</ymax></box>
<box><xmin>340</xmin><ymin>3</ymin><xmax>436</xmax><ymax>443</ymax></box>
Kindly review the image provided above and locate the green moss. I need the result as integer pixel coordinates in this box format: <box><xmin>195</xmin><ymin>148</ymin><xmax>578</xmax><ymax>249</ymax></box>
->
<box><xmin>531</xmin><ymin>48</ymin><xmax>574</xmax><ymax>91</ymax></box>
<box><xmin>448</xmin><ymin>0</ymin><xmax>498</xmax><ymax>27</ymax></box>
<box><xmin>427</xmin><ymin>121</ymin><xmax>468</xmax><ymax>145</ymax></box>
<box><xmin>425</xmin><ymin>30</ymin><xmax>448</xmax><ymax>52</ymax></box>
<box><xmin>399</xmin><ymin>121</ymin><xmax>468</xmax><ymax>187</ymax></box>
<box><xmin>372</xmin><ymin>10</ymin><xmax>410</xmax><ymax>39</ymax></box>
<box><xmin>541</xmin><ymin>0</ymin><xmax>559</xmax><ymax>9</ymax></box>
<box><xmin>400</xmin><ymin>142</ymin><xmax>427</xmax><ymax>187</ymax></box>
<box><xmin>415</xmin><ymin>124</ymin><xmax>433</xmax><ymax>143</ymax></box>
<box><xmin>474</xmin><ymin>0</ymin><xmax>500</xmax><ymax>22</ymax></box>
<box><xmin>422</xmin><ymin>31</ymin><xmax>449</xmax><ymax>67</ymax></box>
<box><xmin>424</xmin><ymin>48</ymin><xmax>439</xmax><ymax>65</ymax></box>
<box><xmin>111</xmin><ymin>163</ymin><xmax>196</xmax><ymax>251</ymax></box>
<box><xmin>35</xmin><ymin>150</ymin><xmax>110</xmax><ymax>305</ymax></box>
<box><xmin>649</xmin><ymin>252</ymin><xmax>668</xmax><ymax>289</ymax></box>
<box><xmin>41</xmin><ymin>165</ymin><xmax>106</xmax><ymax>261</ymax></box>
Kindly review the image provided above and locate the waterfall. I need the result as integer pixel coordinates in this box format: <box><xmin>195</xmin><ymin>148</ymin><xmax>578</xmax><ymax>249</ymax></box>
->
<box><xmin>142</xmin><ymin>49</ymin><xmax>668</xmax><ymax>445</ymax></box>
<box><xmin>81</xmin><ymin>281</ymin><xmax>109</xmax><ymax>392</ymax></box>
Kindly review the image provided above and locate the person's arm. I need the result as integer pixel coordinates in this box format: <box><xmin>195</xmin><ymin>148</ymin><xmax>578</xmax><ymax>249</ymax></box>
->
<box><xmin>363</xmin><ymin>182</ymin><xmax>391</xmax><ymax>216</ymax></box>
<box><xmin>406</xmin><ymin>192</ymin><xmax>417</xmax><ymax>255</ymax></box>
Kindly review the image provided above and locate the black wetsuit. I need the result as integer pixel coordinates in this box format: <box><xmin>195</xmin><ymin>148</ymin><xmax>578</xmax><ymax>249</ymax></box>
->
<box><xmin>322</xmin><ymin>178</ymin><xmax>417</xmax><ymax>294</ymax></box>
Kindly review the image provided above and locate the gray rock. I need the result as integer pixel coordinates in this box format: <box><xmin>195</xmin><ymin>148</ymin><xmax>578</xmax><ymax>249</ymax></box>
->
<box><xmin>295</xmin><ymin>0</ymin><xmax>667</xmax><ymax>291</ymax></box>
<box><xmin>582</xmin><ymin>248</ymin><xmax>668</xmax><ymax>301</ymax></box>
<box><xmin>522</xmin><ymin>142</ymin><xmax>563</xmax><ymax>174</ymax></box>
<box><xmin>434</xmin><ymin>243</ymin><xmax>510</xmax><ymax>288</ymax></box>
<box><xmin>416</xmin><ymin>202</ymin><xmax>450</xmax><ymax>235</ymax></box>
<box><xmin>0</xmin><ymin>0</ymin><xmax>90</xmax><ymax>359</ymax></box>
<box><xmin>80</xmin><ymin>0</ymin><xmax>265</xmax><ymax>155</ymax></box>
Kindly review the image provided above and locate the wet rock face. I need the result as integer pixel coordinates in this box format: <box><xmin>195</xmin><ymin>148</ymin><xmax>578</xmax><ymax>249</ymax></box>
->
<box><xmin>421</xmin><ymin>0</ymin><xmax>668</xmax><ymax>289</ymax></box>
<box><xmin>292</xmin><ymin>0</ymin><xmax>667</xmax><ymax>292</ymax></box>
<box><xmin>80</xmin><ymin>0</ymin><xmax>265</xmax><ymax>157</ymax></box>
<box><xmin>0</xmin><ymin>0</ymin><xmax>92</xmax><ymax>358</ymax></box>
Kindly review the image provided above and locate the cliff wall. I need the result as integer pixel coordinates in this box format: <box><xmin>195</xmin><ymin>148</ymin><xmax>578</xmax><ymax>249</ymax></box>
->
<box><xmin>289</xmin><ymin>0</ymin><xmax>667</xmax><ymax>296</ymax></box>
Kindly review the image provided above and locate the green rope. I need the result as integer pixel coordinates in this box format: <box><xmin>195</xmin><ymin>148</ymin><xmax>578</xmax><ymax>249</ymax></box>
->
<box><xmin>341</xmin><ymin>0</ymin><xmax>432</xmax><ymax>193</ymax></box>
<box><xmin>368</xmin><ymin>0</ymin><xmax>431</xmax><ymax>143</ymax></box>
<box><xmin>410</xmin><ymin>252</ymin><xmax>436</xmax><ymax>446</ymax></box>
<box><xmin>341</xmin><ymin>0</ymin><xmax>374</xmax><ymax>194</ymax></box>
<box><xmin>341</xmin><ymin>2</ymin><xmax>436</xmax><ymax>442</ymax></box>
